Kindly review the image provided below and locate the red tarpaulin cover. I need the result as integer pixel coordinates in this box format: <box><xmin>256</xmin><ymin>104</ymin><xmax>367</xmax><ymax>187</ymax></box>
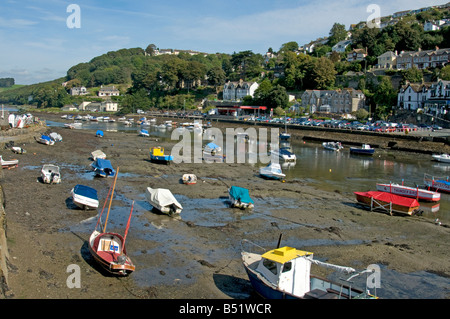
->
<box><xmin>354</xmin><ymin>191</ymin><xmax>419</xmax><ymax>208</ymax></box>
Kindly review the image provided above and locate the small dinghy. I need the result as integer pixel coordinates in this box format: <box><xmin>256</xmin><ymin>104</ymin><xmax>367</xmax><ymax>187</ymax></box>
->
<box><xmin>182</xmin><ymin>174</ymin><xmax>197</xmax><ymax>185</ymax></box>
<box><xmin>71</xmin><ymin>184</ymin><xmax>99</xmax><ymax>210</ymax></box>
<box><xmin>41</xmin><ymin>164</ymin><xmax>61</xmax><ymax>184</ymax></box>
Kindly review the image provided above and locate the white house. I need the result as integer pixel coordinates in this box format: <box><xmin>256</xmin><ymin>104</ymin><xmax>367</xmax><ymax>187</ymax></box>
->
<box><xmin>223</xmin><ymin>80</ymin><xmax>259</xmax><ymax>101</ymax></box>
<box><xmin>332</xmin><ymin>40</ymin><xmax>352</xmax><ymax>53</ymax></box>
<box><xmin>98</xmin><ymin>85</ymin><xmax>120</xmax><ymax>97</ymax></box>
<box><xmin>70</xmin><ymin>86</ymin><xmax>87</xmax><ymax>96</ymax></box>
<box><xmin>397</xmin><ymin>82</ymin><xmax>430</xmax><ymax>111</ymax></box>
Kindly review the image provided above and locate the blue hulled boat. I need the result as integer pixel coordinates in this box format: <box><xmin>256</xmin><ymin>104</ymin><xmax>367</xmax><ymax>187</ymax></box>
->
<box><xmin>150</xmin><ymin>147</ymin><xmax>173</xmax><ymax>165</ymax></box>
<box><xmin>349</xmin><ymin>144</ymin><xmax>374</xmax><ymax>155</ymax></box>
<box><xmin>71</xmin><ymin>184</ymin><xmax>99</xmax><ymax>210</ymax></box>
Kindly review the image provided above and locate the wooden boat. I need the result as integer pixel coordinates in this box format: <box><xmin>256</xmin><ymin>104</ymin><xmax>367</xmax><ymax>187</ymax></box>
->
<box><xmin>0</xmin><ymin>156</ymin><xmax>18</xmax><ymax>169</ymax></box>
<box><xmin>229</xmin><ymin>186</ymin><xmax>254</xmax><ymax>209</ymax></box>
<box><xmin>89</xmin><ymin>167</ymin><xmax>136</xmax><ymax>276</ymax></box>
<box><xmin>150</xmin><ymin>147</ymin><xmax>173</xmax><ymax>165</ymax></box>
<box><xmin>424</xmin><ymin>174</ymin><xmax>450</xmax><ymax>193</ymax></box>
<box><xmin>182</xmin><ymin>174</ymin><xmax>197</xmax><ymax>185</ymax></box>
<box><xmin>322</xmin><ymin>141</ymin><xmax>343</xmax><ymax>151</ymax></box>
<box><xmin>376</xmin><ymin>182</ymin><xmax>440</xmax><ymax>202</ymax></box>
<box><xmin>350</xmin><ymin>144</ymin><xmax>374</xmax><ymax>155</ymax></box>
<box><xmin>431</xmin><ymin>153</ymin><xmax>450</xmax><ymax>163</ymax></box>
<box><xmin>259</xmin><ymin>163</ymin><xmax>285</xmax><ymax>180</ymax></box>
<box><xmin>146</xmin><ymin>187</ymin><xmax>183</xmax><ymax>215</ymax></box>
<box><xmin>354</xmin><ymin>191</ymin><xmax>420</xmax><ymax>216</ymax></box>
<box><xmin>91</xmin><ymin>150</ymin><xmax>106</xmax><ymax>161</ymax></box>
<box><xmin>91</xmin><ymin>158</ymin><xmax>116</xmax><ymax>178</ymax></box>
<box><xmin>71</xmin><ymin>184</ymin><xmax>99</xmax><ymax>210</ymax></box>
<box><xmin>41</xmin><ymin>164</ymin><xmax>61</xmax><ymax>184</ymax></box>
<box><xmin>241</xmin><ymin>237</ymin><xmax>377</xmax><ymax>299</ymax></box>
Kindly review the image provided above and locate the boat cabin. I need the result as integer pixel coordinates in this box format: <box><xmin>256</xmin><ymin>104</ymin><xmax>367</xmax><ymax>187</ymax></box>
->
<box><xmin>256</xmin><ymin>247</ymin><xmax>313</xmax><ymax>297</ymax></box>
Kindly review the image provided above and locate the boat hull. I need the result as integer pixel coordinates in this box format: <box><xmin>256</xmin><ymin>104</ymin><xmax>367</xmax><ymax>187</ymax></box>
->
<box><xmin>150</xmin><ymin>155</ymin><xmax>173</xmax><ymax>164</ymax></box>
<box><xmin>431</xmin><ymin>154</ymin><xmax>450</xmax><ymax>163</ymax></box>
<box><xmin>376</xmin><ymin>183</ymin><xmax>440</xmax><ymax>202</ymax></box>
<box><xmin>424</xmin><ymin>179</ymin><xmax>450</xmax><ymax>193</ymax></box>
<box><xmin>88</xmin><ymin>231</ymin><xmax>135</xmax><ymax>276</ymax></box>
<box><xmin>350</xmin><ymin>148</ymin><xmax>374</xmax><ymax>155</ymax></box>
<box><xmin>71</xmin><ymin>185</ymin><xmax>99</xmax><ymax>210</ymax></box>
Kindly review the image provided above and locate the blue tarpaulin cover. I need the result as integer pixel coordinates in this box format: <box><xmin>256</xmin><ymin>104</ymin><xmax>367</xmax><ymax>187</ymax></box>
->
<box><xmin>229</xmin><ymin>186</ymin><xmax>254</xmax><ymax>204</ymax></box>
<box><xmin>73</xmin><ymin>184</ymin><xmax>98</xmax><ymax>200</ymax></box>
<box><xmin>96</xmin><ymin>130</ymin><xmax>104</xmax><ymax>137</ymax></box>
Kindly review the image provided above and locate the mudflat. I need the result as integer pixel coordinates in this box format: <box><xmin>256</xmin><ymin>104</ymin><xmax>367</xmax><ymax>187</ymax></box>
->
<box><xmin>1</xmin><ymin>114</ymin><xmax>449</xmax><ymax>299</ymax></box>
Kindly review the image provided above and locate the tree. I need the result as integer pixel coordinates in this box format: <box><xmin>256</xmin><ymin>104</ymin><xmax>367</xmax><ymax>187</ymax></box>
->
<box><xmin>439</xmin><ymin>65</ymin><xmax>450</xmax><ymax>80</ymax></box>
<box><xmin>328</xmin><ymin>23</ymin><xmax>347</xmax><ymax>47</ymax></box>
<box><xmin>207</xmin><ymin>66</ymin><xmax>226</xmax><ymax>93</ymax></box>
<box><xmin>265</xmin><ymin>85</ymin><xmax>289</xmax><ymax>108</ymax></box>
<box><xmin>309</xmin><ymin>57</ymin><xmax>336</xmax><ymax>89</ymax></box>
<box><xmin>402</xmin><ymin>67</ymin><xmax>423</xmax><ymax>84</ymax></box>
<box><xmin>355</xmin><ymin>108</ymin><xmax>369</xmax><ymax>121</ymax></box>
<box><xmin>279</xmin><ymin>41</ymin><xmax>299</xmax><ymax>53</ymax></box>
<box><xmin>145</xmin><ymin>44</ymin><xmax>157</xmax><ymax>56</ymax></box>
<box><xmin>373</xmin><ymin>76</ymin><xmax>397</xmax><ymax>119</ymax></box>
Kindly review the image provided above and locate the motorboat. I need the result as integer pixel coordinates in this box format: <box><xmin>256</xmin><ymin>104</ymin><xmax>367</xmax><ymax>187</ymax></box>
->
<box><xmin>182</xmin><ymin>174</ymin><xmax>197</xmax><ymax>185</ymax></box>
<box><xmin>146</xmin><ymin>187</ymin><xmax>183</xmax><ymax>215</ymax></box>
<box><xmin>431</xmin><ymin>153</ymin><xmax>450</xmax><ymax>163</ymax></box>
<box><xmin>270</xmin><ymin>147</ymin><xmax>296</xmax><ymax>162</ymax></box>
<box><xmin>322</xmin><ymin>141</ymin><xmax>343</xmax><ymax>151</ymax></box>
<box><xmin>91</xmin><ymin>150</ymin><xmax>106</xmax><ymax>161</ymax></box>
<box><xmin>229</xmin><ymin>186</ymin><xmax>254</xmax><ymax>209</ymax></box>
<box><xmin>150</xmin><ymin>147</ymin><xmax>173</xmax><ymax>164</ymax></box>
<box><xmin>0</xmin><ymin>156</ymin><xmax>18</xmax><ymax>169</ymax></box>
<box><xmin>91</xmin><ymin>158</ymin><xmax>116</xmax><ymax>178</ymax></box>
<box><xmin>350</xmin><ymin>144</ymin><xmax>374</xmax><ymax>155</ymax></box>
<box><xmin>259</xmin><ymin>163</ymin><xmax>285</xmax><ymax>180</ymax></box>
<box><xmin>41</xmin><ymin>164</ymin><xmax>61</xmax><ymax>184</ymax></box>
<box><xmin>71</xmin><ymin>184</ymin><xmax>99</xmax><ymax>210</ymax></box>
<box><xmin>36</xmin><ymin>135</ymin><xmax>55</xmax><ymax>145</ymax></box>
<box><xmin>376</xmin><ymin>182</ymin><xmax>440</xmax><ymax>202</ymax></box>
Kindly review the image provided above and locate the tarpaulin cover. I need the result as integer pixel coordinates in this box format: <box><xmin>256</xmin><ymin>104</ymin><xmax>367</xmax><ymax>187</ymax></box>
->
<box><xmin>354</xmin><ymin>191</ymin><xmax>419</xmax><ymax>207</ymax></box>
<box><xmin>146</xmin><ymin>187</ymin><xmax>183</xmax><ymax>209</ymax></box>
<box><xmin>229</xmin><ymin>186</ymin><xmax>254</xmax><ymax>204</ymax></box>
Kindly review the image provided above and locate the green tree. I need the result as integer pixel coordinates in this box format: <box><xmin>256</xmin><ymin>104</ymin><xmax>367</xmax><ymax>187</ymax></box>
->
<box><xmin>402</xmin><ymin>67</ymin><xmax>423</xmax><ymax>84</ymax></box>
<box><xmin>439</xmin><ymin>65</ymin><xmax>450</xmax><ymax>80</ymax></box>
<box><xmin>279</xmin><ymin>41</ymin><xmax>299</xmax><ymax>53</ymax></box>
<box><xmin>328</xmin><ymin>23</ymin><xmax>347</xmax><ymax>47</ymax></box>
<box><xmin>309</xmin><ymin>57</ymin><xmax>336</xmax><ymax>89</ymax></box>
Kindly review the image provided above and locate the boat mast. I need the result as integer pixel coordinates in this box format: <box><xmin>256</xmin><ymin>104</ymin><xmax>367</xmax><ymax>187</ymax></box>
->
<box><xmin>103</xmin><ymin>167</ymin><xmax>119</xmax><ymax>233</ymax></box>
<box><xmin>122</xmin><ymin>201</ymin><xmax>134</xmax><ymax>249</ymax></box>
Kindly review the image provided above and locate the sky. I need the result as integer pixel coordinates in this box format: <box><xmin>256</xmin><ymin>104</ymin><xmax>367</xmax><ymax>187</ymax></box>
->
<box><xmin>0</xmin><ymin>0</ymin><xmax>448</xmax><ymax>85</ymax></box>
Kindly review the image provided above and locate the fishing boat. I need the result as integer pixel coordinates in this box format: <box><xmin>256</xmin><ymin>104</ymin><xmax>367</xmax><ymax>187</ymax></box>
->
<box><xmin>41</xmin><ymin>164</ymin><xmax>61</xmax><ymax>184</ymax></box>
<box><xmin>322</xmin><ymin>141</ymin><xmax>343</xmax><ymax>151</ymax></box>
<box><xmin>354</xmin><ymin>191</ymin><xmax>420</xmax><ymax>216</ymax></box>
<box><xmin>0</xmin><ymin>156</ymin><xmax>18</xmax><ymax>169</ymax></box>
<box><xmin>241</xmin><ymin>237</ymin><xmax>376</xmax><ymax>299</ymax></box>
<box><xmin>350</xmin><ymin>144</ymin><xmax>374</xmax><ymax>155</ymax></box>
<box><xmin>139</xmin><ymin>129</ymin><xmax>149</xmax><ymax>137</ymax></box>
<box><xmin>259</xmin><ymin>163</ymin><xmax>285</xmax><ymax>181</ymax></box>
<box><xmin>229</xmin><ymin>186</ymin><xmax>254</xmax><ymax>209</ymax></box>
<box><xmin>36</xmin><ymin>135</ymin><xmax>55</xmax><ymax>145</ymax></box>
<box><xmin>150</xmin><ymin>147</ymin><xmax>173</xmax><ymax>165</ymax></box>
<box><xmin>91</xmin><ymin>158</ymin><xmax>116</xmax><ymax>178</ymax></box>
<box><xmin>146</xmin><ymin>187</ymin><xmax>183</xmax><ymax>215</ymax></box>
<box><xmin>71</xmin><ymin>184</ymin><xmax>99</xmax><ymax>210</ymax></box>
<box><xmin>89</xmin><ymin>167</ymin><xmax>136</xmax><ymax>276</ymax></box>
<box><xmin>431</xmin><ymin>153</ymin><xmax>450</xmax><ymax>163</ymax></box>
<box><xmin>424</xmin><ymin>174</ymin><xmax>450</xmax><ymax>193</ymax></box>
<box><xmin>182</xmin><ymin>174</ymin><xmax>197</xmax><ymax>185</ymax></box>
<box><xmin>376</xmin><ymin>182</ymin><xmax>440</xmax><ymax>202</ymax></box>
<box><xmin>91</xmin><ymin>150</ymin><xmax>106</xmax><ymax>161</ymax></box>
<box><xmin>270</xmin><ymin>147</ymin><xmax>296</xmax><ymax>162</ymax></box>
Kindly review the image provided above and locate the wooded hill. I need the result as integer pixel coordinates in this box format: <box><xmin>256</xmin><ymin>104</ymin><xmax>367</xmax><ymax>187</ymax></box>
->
<box><xmin>1</xmin><ymin>4</ymin><xmax>449</xmax><ymax>119</ymax></box>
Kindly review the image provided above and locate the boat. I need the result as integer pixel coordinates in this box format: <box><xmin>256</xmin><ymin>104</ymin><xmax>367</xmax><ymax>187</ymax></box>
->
<box><xmin>424</xmin><ymin>174</ymin><xmax>450</xmax><ymax>193</ymax></box>
<box><xmin>280</xmin><ymin>114</ymin><xmax>290</xmax><ymax>140</ymax></box>
<box><xmin>229</xmin><ymin>186</ymin><xmax>254</xmax><ymax>209</ymax></box>
<box><xmin>150</xmin><ymin>147</ymin><xmax>173</xmax><ymax>165</ymax></box>
<box><xmin>71</xmin><ymin>184</ymin><xmax>99</xmax><ymax>210</ymax></box>
<box><xmin>241</xmin><ymin>237</ymin><xmax>376</xmax><ymax>299</ymax></box>
<box><xmin>431</xmin><ymin>153</ymin><xmax>450</xmax><ymax>163</ymax></box>
<box><xmin>89</xmin><ymin>167</ymin><xmax>136</xmax><ymax>276</ymax></box>
<box><xmin>270</xmin><ymin>147</ymin><xmax>296</xmax><ymax>162</ymax></box>
<box><xmin>49</xmin><ymin>132</ymin><xmax>63</xmax><ymax>142</ymax></box>
<box><xmin>91</xmin><ymin>150</ymin><xmax>106</xmax><ymax>161</ymax></box>
<box><xmin>96</xmin><ymin>130</ymin><xmax>104</xmax><ymax>137</ymax></box>
<box><xmin>203</xmin><ymin>142</ymin><xmax>224</xmax><ymax>162</ymax></box>
<box><xmin>350</xmin><ymin>144</ymin><xmax>374</xmax><ymax>155</ymax></box>
<box><xmin>322</xmin><ymin>141</ymin><xmax>343</xmax><ymax>151</ymax></box>
<box><xmin>354</xmin><ymin>191</ymin><xmax>420</xmax><ymax>216</ymax></box>
<box><xmin>36</xmin><ymin>135</ymin><xmax>55</xmax><ymax>145</ymax></box>
<box><xmin>146</xmin><ymin>187</ymin><xmax>183</xmax><ymax>215</ymax></box>
<box><xmin>11</xmin><ymin>146</ymin><xmax>26</xmax><ymax>154</ymax></box>
<box><xmin>64</xmin><ymin>122</ymin><xmax>82</xmax><ymax>129</ymax></box>
<box><xmin>182</xmin><ymin>174</ymin><xmax>197</xmax><ymax>185</ymax></box>
<box><xmin>139</xmin><ymin>129</ymin><xmax>149</xmax><ymax>137</ymax></box>
<box><xmin>41</xmin><ymin>164</ymin><xmax>61</xmax><ymax>184</ymax></box>
<box><xmin>376</xmin><ymin>182</ymin><xmax>440</xmax><ymax>202</ymax></box>
<box><xmin>91</xmin><ymin>158</ymin><xmax>116</xmax><ymax>178</ymax></box>
<box><xmin>259</xmin><ymin>163</ymin><xmax>286</xmax><ymax>181</ymax></box>
<box><xmin>0</xmin><ymin>156</ymin><xmax>18</xmax><ymax>169</ymax></box>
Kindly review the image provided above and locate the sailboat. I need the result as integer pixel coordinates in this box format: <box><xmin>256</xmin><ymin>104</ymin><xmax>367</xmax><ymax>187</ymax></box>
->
<box><xmin>280</xmin><ymin>112</ymin><xmax>290</xmax><ymax>140</ymax></box>
<box><xmin>88</xmin><ymin>167</ymin><xmax>136</xmax><ymax>276</ymax></box>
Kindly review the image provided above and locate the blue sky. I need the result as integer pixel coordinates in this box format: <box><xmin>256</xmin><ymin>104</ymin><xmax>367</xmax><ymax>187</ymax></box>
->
<box><xmin>0</xmin><ymin>0</ymin><xmax>447</xmax><ymax>85</ymax></box>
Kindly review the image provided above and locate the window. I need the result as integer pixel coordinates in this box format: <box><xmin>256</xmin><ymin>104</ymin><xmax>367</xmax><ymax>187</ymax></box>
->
<box><xmin>263</xmin><ymin>259</ymin><xmax>278</xmax><ymax>275</ymax></box>
<box><xmin>282</xmin><ymin>262</ymin><xmax>292</xmax><ymax>273</ymax></box>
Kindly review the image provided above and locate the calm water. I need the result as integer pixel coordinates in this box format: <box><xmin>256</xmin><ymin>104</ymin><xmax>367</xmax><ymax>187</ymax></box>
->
<box><xmin>45</xmin><ymin>118</ymin><xmax>450</xmax><ymax>299</ymax></box>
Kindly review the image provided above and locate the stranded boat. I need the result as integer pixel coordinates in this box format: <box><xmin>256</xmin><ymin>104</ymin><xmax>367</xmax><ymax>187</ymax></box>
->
<box><xmin>229</xmin><ymin>186</ymin><xmax>254</xmax><ymax>209</ymax></box>
<box><xmin>431</xmin><ymin>153</ymin><xmax>450</xmax><ymax>163</ymax></box>
<box><xmin>71</xmin><ymin>184</ymin><xmax>99</xmax><ymax>210</ymax></box>
<box><xmin>322</xmin><ymin>141</ymin><xmax>343</xmax><ymax>151</ymax></box>
<box><xmin>424</xmin><ymin>174</ymin><xmax>450</xmax><ymax>193</ymax></box>
<box><xmin>259</xmin><ymin>163</ymin><xmax>286</xmax><ymax>181</ymax></box>
<box><xmin>0</xmin><ymin>156</ymin><xmax>18</xmax><ymax>169</ymax></box>
<box><xmin>91</xmin><ymin>158</ymin><xmax>116</xmax><ymax>178</ymax></box>
<box><xmin>241</xmin><ymin>238</ymin><xmax>376</xmax><ymax>299</ymax></box>
<box><xmin>41</xmin><ymin>164</ymin><xmax>61</xmax><ymax>184</ymax></box>
<box><xmin>146</xmin><ymin>187</ymin><xmax>183</xmax><ymax>215</ymax></box>
<box><xmin>376</xmin><ymin>182</ymin><xmax>440</xmax><ymax>202</ymax></box>
<box><xmin>150</xmin><ymin>147</ymin><xmax>173</xmax><ymax>165</ymax></box>
<box><xmin>89</xmin><ymin>167</ymin><xmax>135</xmax><ymax>276</ymax></box>
<box><xmin>354</xmin><ymin>191</ymin><xmax>420</xmax><ymax>216</ymax></box>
